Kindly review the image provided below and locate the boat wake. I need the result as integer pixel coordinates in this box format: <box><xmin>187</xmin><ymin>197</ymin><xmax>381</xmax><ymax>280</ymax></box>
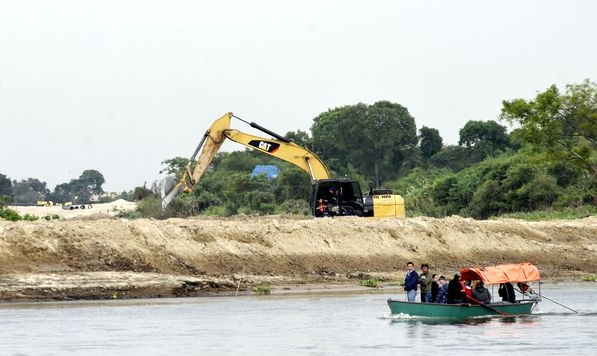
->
<box><xmin>531</xmin><ymin>311</ymin><xmax>597</xmax><ymax>317</ymax></box>
<box><xmin>377</xmin><ymin>312</ymin><xmax>433</xmax><ymax>322</ymax></box>
<box><xmin>379</xmin><ymin>313</ymin><xmax>498</xmax><ymax>325</ymax></box>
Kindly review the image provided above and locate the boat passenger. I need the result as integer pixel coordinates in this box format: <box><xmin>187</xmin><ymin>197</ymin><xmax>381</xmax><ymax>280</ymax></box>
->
<box><xmin>447</xmin><ymin>273</ymin><xmax>466</xmax><ymax>304</ymax></box>
<box><xmin>517</xmin><ymin>282</ymin><xmax>532</xmax><ymax>294</ymax></box>
<box><xmin>431</xmin><ymin>274</ymin><xmax>439</xmax><ymax>302</ymax></box>
<box><xmin>418</xmin><ymin>263</ymin><xmax>433</xmax><ymax>303</ymax></box>
<box><xmin>498</xmin><ymin>282</ymin><xmax>516</xmax><ymax>303</ymax></box>
<box><xmin>462</xmin><ymin>280</ymin><xmax>472</xmax><ymax>302</ymax></box>
<box><xmin>518</xmin><ymin>282</ymin><xmax>540</xmax><ymax>300</ymax></box>
<box><xmin>435</xmin><ymin>275</ymin><xmax>448</xmax><ymax>303</ymax></box>
<box><xmin>403</xmin><ymin>262</ymin><xmax>418</xmax><ymax>302</ymax></box>
<box><xmin>472</xmin><ymin>280</ymin><xmax>491</xmax><ymax>304</ymax></box>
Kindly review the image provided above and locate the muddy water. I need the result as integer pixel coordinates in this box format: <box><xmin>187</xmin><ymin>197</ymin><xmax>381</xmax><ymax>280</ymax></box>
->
<box><xmin>0</xmin><ymin>283</ymin><xmax>595</xmax><ymax>356</ymax></box>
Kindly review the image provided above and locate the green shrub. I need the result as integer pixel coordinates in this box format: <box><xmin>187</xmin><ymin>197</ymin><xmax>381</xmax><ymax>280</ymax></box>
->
<box><xmin>0</xmin><ymin>208</ymin><xmax>22</xmax><ymax>221</ymax></box>
<box><xmin>139</xmin><ymin>196</ymin><xmax>166</xmax><ymax>218</ymax></box>
<box><xmin>252</xmin><ymin>283</ymin><xmax>271</xmax><ymax>295</ymax></box>
<box><xmin>497</xmin><ymin>206</ymin><xmax>596</xmax><ymax>221</ymax></box>
<box><xmin>202</xmin><ymin>205</ymin><xmax>228</xmax><ymax>216</ymax></box>
<box><xmin>278</xmin><ymin>199</ymin><xmax>311</xmax><ymax>215</ymax></box>
<box><xmin>133</xmin><ymin>186</ymin><xmax>154</xmax><ymax>201</ymax></box>
<box><xmin>22</xmin><ymin>214</ymin><xmax>39</xmax><ymax>221</ymax></box>
<box><xmin>115</xmin><ymin>209</ymin><xmax>143</xmax><ymax>219</ymax></box>
<box><xmin>360</xmin><ymin>278</ymin><xmax>380</xmax><ymax>288</ymax></box>
<box><xmin>581</xmin><ymin>274</ymin><xmax>597</xmax><ymax>282</ymax></box>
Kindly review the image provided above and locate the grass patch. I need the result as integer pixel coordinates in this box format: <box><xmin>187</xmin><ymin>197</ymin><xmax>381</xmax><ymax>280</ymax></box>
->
<box><xmin>581</xmin><ymin>274</ymin><xmax>597</xmax><ymax>282</ymax></box>
<box><xmin>495</xmin><ymin>206</ymin><xmax>597</xmax><ymax>221</ymax></box>
<box><xmin>0</xmin><ymin>208</ymin><xmax>39</xmax><ymax>221</ymax></box>
<box><xmin>43</xmin><ymin>214</ymin><xmax>61</xmax><ymax>221</ymax></box>
<box><xmin>115</xmin><ymin>209</ymin><xmax>143</xmax><ymax>219</ymax></box>
<box><xmin>252</xmin><ymin>283</ymin><xmax>271</xmax><ymax>295</ymax></box>
<box><xmin>360</xmin><ymin>278</ymin><xmax>380</xmax><ymax>288</ymax></box>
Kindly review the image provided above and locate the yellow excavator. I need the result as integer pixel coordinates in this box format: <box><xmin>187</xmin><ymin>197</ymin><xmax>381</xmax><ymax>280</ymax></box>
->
<box><xmin>161</xmin><ymin>112</ymin><xmax>405</xmax><ymax>218</ymax></box>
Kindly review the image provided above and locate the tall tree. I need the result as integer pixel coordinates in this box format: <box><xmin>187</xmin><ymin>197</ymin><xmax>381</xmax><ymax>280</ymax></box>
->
<box><xmin>47</xmin><ymin>183</ymin><xmax>74</xmax><ymax>203</ymax></box>
<box><xmin>458</xmin><ymin>120</ymin><xmax>510</xmax><ymax>157</ymax></box>
<box><xmin>45</xmin><ymin>170</ymin><xmax>105</xmax><ymax>204</ymax></box>
<box><xmin>500</xmin><ymin>79</ymin><xmax>597</xmax><ymax>191</ymax></box>
<box><xmin>12</xmin><ymin>178</ymin><xmax>49</xmax><ymax>204</ymax></box>
<box><xmin>285</xmin><ymin>129</ymin><xmax>312</xmax><ymax>148</ymax></box>
<box><xmin>77</xmin><ymin>169</ymin><xmax>105</xmax><ymax>196</ymax></box>
<box><xmin>311</xmin><ymin>101</ymin><xmax>417</xmax><ymax>187</ymax></box>
<box><xmin>0</xmin><ymin>173</ymin><xmax>12</xmax><ymax>197</ymax></box>
<box><xmin>419</xmin><ymin>126</ymin><xmax>443</xmax><ymax>159</ymax></box>
<box><xmin>160</xmin><ymin>157</ymin><xmax>190</xmax><ymax>176</ymax></box>
<box><xmin>311</xmin><ymin>105</ymin><xmax>355</xmax><ymax>170</ymax></box>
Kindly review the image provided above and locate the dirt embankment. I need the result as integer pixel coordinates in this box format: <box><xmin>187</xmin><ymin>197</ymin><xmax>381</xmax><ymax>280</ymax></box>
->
<box><xmin>1</xmin><ymin>212</ymin><xmax>596</xmax><ymax>301</ymax></box>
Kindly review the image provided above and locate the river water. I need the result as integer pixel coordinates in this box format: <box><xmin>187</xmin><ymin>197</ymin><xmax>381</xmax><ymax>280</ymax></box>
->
<box><xmin>1</xmin><ymin>282</ymin><xmax>595</xmax><ymax>356</ymax></box>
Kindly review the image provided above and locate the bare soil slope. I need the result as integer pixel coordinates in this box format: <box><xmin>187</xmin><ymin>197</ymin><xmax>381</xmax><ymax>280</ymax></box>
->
<box><xmin>1</xmin><ymin>214</ymin><xmax>596</xmax><ymax>300</ymax></box>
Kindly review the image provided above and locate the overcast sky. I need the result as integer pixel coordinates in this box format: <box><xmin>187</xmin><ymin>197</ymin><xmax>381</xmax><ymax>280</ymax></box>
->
<box><xmin>1</xmin><ymin>1</ymin><xmax>596</xmax><ymax>192</ymax></box>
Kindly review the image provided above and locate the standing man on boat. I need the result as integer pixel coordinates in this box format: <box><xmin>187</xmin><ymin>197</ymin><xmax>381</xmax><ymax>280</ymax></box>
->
<box><xmin>403</xmin><ymin>261</ymin><xmax>418</xmax><ymax>302</ymax></box>
<box><xmin>418</xmin><ymin>263</ymin><xmax>433</xmax><ymax>302</ymax></box>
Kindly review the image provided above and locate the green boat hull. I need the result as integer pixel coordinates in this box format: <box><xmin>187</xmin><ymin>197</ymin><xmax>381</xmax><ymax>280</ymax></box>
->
<box><xmin>387</xmin><ymin>298</ymin><xmax>538</xmax><ymax>318</ymax></box>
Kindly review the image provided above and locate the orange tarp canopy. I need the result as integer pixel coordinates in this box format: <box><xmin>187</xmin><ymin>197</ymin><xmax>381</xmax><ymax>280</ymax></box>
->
<box><xmin>460</xmin><ymin>263</ymin><xmax>541</xmax><ymax>284</ymax></box>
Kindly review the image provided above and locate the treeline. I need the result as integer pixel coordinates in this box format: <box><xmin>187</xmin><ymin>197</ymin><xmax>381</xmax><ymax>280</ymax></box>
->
<box><xmin>0</xmin><ymin>169</ymin><xmax>119</xmax><ymax>206</ymax></box>
<box><xmin>0</xmin><ymin>169</ymin><xmax>123</xmax><ymax>221</ymax></box>
<box><xmin>401</xmin><ymin>79</ymin><xmax>597</xmax><ymax>218</ymax></box>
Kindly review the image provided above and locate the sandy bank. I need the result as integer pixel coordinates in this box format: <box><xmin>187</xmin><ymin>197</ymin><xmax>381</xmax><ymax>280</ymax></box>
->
<box><xmin>1</xmin><ymin>214</ymin><xmax>596</xmax><ymax>301</ymax></box>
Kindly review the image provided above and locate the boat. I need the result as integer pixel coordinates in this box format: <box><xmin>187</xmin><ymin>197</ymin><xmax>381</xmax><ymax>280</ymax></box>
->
<box><xmin>387</xmin><ymin>263</ymin><xmax>541</xmax><ymax>318</ymax></box>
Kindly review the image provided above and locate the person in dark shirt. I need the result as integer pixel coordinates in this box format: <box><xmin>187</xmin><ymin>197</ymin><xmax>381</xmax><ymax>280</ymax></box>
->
<box><xmin>403</xmin><ymin>261</ymin><xmax>418</xmax><ymax>302</ymax></box>
<box><xmin>447</xmin><ymin>272</ymin><xmax>466</xmax><ymax>304</ymax></box>
<box><xmin>431</xmin><ymin>274</ymin><xmax>440</xmax><ymax>303</ymax></box>
<box><xmin>498</xmin><ymin>282</ymin><xmax>516</xmax><ymax>303</ymax></box>
<box><xmin>435</xmin><ymin>275</ymin><xmax>448</xmax><ymax>303</ymax></box>
<box><xmin>472</xmin><ymin>280</ymin><xmax>491</xmax><ymax>304</ymax></box>
<box><xmin>418</xmin><ymin>264</ymin><xmax>433</xmax><ymax>303</ymax></box>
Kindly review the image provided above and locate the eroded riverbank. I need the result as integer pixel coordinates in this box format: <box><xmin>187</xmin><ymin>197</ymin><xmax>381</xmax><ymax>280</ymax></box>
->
<box><xmin>1</xmin><ymin>215</ymin><xmax>596</xmax><ymax>301</ymax></box>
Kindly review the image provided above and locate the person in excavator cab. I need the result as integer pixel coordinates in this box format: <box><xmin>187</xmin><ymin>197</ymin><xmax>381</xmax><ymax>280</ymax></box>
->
<box><xmin>315</xmin><ymin>198</ymin><xmax>329</xmax><ymax>217</ymax></box>
<box><xmin>328</xmin><ymin>186</ymin><xmax>340</xmax><ymax>205</ymax></box>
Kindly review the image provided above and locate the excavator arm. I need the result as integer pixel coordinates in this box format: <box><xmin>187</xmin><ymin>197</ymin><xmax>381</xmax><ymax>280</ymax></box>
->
<box><xmin>162</xmin><ymin>112</ymin><xmax>331</xmax><ymax>208</ymax></box>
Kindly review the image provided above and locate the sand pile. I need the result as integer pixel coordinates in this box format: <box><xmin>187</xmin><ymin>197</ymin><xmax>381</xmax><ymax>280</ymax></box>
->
<box><xmin>8</xmin><ymin>199</ymin><xmax>136</xmax><ymax>219</ymax></box>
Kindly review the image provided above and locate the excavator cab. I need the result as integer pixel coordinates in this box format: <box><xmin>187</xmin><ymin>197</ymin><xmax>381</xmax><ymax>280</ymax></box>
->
<box><xmin>312</xmin><ymin>179</ymin><xmax>368</xmax><ymax>217</ymax></box>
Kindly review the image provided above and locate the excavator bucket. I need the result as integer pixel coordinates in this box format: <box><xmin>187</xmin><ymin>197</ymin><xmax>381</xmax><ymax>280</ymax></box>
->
<box><xmin>160</xmin><ymin>175</ymin><xmax>181</xmax><ymax>209</ymax></box>
<box><xmin>160</xmin><ymin>113</ymin><xmax>233</xmax><ymax>209</ymax></box>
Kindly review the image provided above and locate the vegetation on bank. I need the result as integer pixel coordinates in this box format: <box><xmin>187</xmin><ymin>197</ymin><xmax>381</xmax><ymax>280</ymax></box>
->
<box><xmin>360</xmin><ymin>278</ymin><xmax>381</xmax><ymax>288</ymax></box>
<box><xmin>2</xmin><ymin>79</ymin><xmax>596</xmax><ymax>221</ymax></box>
<box><xmin>497</xmin><ymin>206</ymin><xmax>597</xmax><ymax>221</ymax></box>
<box><xmin>252</xmin><ymin>283</ymin><xmax>272</xmax><ymax>295</ymax></box>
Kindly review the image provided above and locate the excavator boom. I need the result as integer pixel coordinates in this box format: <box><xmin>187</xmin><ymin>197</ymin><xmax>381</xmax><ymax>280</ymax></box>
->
<box><xmin>224</xmin><ymin>129</ymin><xmax>330</xmax><ymax>180</ymax></box>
